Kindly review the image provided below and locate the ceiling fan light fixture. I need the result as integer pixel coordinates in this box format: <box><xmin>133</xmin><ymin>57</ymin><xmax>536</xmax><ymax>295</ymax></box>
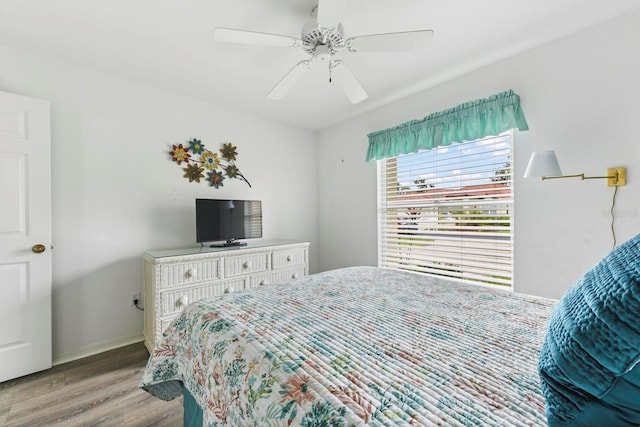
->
<box><xmin>314</xmin><ymin>45</ymin><xmax>331</xmax><ymax>61</ymax></box>
<box><xmin>301</xmin><ymin>22</ymin><xmax>344</xmax><ymax>55</ymax></box>
<box><xmin>213</xmin><ymin>0</ymin><xmax>433</xmax><ymax>103</ymax></box>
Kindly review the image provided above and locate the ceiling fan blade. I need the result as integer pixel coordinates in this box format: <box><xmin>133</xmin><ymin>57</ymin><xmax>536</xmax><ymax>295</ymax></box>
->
<box><xmin>347</xmin><ymin>29</ymin><xmax>434</xmax><ymax>53</ymax></box>
<box><xmin>316</xmin><ymin>0</ymin><xmax>347</xmax><ymax>29</ymax></box>
<box><xmin>267</xmin><ymin>60</ymin><xmax>312</xmax><ymax>100</ymax></box>
<box><xmin>331</xmin><ymin>61</ymin><xmax>368</xmax><ymax>104</ymax></box>
<box><xmin>213</xmin><ymin>27</ymin><xmax>300</xmax><ymax>48</ymax></box>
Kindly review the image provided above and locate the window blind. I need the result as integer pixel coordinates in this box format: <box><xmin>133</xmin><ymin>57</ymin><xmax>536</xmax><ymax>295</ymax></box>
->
<box><xmin>378</xmin><ymin>133</ymin><xmax>513</xmax><ymax>287</ymax></box>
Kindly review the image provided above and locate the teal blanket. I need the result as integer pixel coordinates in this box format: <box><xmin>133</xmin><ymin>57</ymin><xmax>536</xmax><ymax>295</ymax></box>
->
<box><xmin>539</xmin><ymin>234</ymin><xmax>640</xmax><ymax>426</ymax></box>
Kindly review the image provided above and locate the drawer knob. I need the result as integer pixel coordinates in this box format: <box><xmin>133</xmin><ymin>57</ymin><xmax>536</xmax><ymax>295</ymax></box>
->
<box><xmin>224</xmin><ymin>287</ymin><xmax>232</xmax><ymax>294</ymax></box>
<box><xmin>243</xmin><ymin>261</ymin><xmax>251</xmax><ymax>270</ymax></box>
<box><xmin>177</xmin><ymin>295</ymin><xmax>189</xmax><ymax>306</ymax></box>
<box><xmin>186</xmin><ymin>268</ymin><xmax>197</xmax><ymax>278</ymax></box>
<box><xmin>291</xmin><ymin>272</ymin><xmax>298</xmax><ymax>279</ymax></box>
<box><xmin>286</xmin><ymin>255</ymin><xmax>292</xmax><ymax>262</ymax></box>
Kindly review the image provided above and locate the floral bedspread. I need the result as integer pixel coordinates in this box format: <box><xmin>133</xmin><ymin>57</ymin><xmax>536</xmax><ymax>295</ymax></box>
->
<box><xmin>140</xmin><ymin>266</ymin><xmax>556</xmax><ymax>426</ymax></box>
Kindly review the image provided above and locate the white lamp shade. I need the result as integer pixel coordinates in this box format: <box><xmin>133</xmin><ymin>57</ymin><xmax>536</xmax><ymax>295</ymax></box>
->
<box><xmin>524</xmin><ymin>150</ymin><xmax>563</xmax><ymax>178</ymax></box>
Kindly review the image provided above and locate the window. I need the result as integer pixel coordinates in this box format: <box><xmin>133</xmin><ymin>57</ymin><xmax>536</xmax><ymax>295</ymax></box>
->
<box><xmin>378</xmin><ymin>133</ymin><xmax>513</xmax><ymax>287</ymax></box>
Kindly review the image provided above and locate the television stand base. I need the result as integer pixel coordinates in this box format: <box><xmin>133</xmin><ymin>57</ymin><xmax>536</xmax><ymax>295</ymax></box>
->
<box><xmin>210</xmin><ymin>240</ymin><xmax>247</xmax><ymax>248</ymax></box>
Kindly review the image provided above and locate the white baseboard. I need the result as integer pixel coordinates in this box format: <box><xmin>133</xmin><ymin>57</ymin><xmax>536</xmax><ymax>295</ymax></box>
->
<box><xmin>52</xmin><ymin>333</ymin><xmax>145</xmax><ymax>366</ymax></box>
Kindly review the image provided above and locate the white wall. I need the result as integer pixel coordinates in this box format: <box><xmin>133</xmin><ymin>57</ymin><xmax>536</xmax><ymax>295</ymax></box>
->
<box><xmin>1</xmin><ymin>46</ymin><xmax>318</xmax><ymax>363</ymax></box>
<box><xmin>317</xmin><ymin>10</ymin><xmax>640</xmax><ymax>300</ymax></box>
<box><xmin>316</xmin><ymin>122</ymin><xmax>379</xmax><ymax>270</ymax></box>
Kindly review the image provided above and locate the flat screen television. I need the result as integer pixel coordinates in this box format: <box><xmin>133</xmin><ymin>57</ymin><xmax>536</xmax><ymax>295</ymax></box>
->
<box><xmin>196</xmin><ymin>199</ymin><xmax>262</xmax><ymax>247</ymax></box>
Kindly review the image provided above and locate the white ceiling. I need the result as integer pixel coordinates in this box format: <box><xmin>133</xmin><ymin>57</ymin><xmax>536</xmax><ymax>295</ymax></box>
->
<box><xmin>1</xmin><ymin>0</ymin><xmax>639</xmax><ymax>131</ymax></box>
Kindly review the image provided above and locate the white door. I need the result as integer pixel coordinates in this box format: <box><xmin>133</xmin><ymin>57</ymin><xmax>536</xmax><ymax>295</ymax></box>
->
<box><xmin>0</xmin><ymin>90</ymin><xmax>52</xmax><ymax>382</ymax></box>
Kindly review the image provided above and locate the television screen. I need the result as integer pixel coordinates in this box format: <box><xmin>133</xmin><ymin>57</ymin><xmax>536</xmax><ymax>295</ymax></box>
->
<box><xmin>196</xmin><ymin>199</ymin><xmax>262</xmax><ymax>246</ymax></box>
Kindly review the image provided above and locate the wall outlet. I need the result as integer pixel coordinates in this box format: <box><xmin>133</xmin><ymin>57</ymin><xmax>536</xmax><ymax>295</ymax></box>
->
<box><xmin>131</xmin><ymin>292</ymin><xmax>141</xmax><ymax>306</ymax></box>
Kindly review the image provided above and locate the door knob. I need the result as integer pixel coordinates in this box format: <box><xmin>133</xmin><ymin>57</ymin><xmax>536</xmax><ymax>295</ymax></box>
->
<box><xmin>32</xmin><ymin>244</ymin><xmax>46</xmax><ymax>254</ymax></box>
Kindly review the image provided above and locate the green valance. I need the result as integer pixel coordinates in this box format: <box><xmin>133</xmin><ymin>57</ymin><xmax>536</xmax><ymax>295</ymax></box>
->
<box><xmin>366</xmin><ymin>90</ymin><xmax>529</xmax><ymax>162</ymax></box>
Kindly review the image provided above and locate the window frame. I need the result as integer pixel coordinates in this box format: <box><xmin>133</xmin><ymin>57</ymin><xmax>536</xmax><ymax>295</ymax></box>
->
<box><xmin>376</xmin><ymin>132</ymin><xmax>514</xmax><ymax>289</ymax></box>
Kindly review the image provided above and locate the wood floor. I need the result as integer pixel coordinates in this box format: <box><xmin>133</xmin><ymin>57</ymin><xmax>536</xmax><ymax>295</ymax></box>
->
<box><xmin>0</xmin><ymin>342</ymin><xmax>183</xmax><ymax>427</ymax></box>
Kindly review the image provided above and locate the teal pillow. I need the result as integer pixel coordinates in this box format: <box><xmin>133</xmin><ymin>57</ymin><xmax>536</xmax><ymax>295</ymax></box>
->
<box><xmin>538</xmin><ymin>234</ymin><xmax>640</xmax><ymax>426</ymax></box>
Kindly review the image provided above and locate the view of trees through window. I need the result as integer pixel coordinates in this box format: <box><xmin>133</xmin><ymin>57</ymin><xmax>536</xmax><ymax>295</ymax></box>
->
<box><xmin>378</xmin><ymin>133</ymin><xmax>513</xmax><ymax>287</ymax></box>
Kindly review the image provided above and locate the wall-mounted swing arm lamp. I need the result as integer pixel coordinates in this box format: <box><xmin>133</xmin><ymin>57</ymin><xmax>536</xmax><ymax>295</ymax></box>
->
<box><xmin>524</xmin><ymin>150</ymin><xmax>627</xmax><ymax>249</ymax></box>
<box><xmin>523</xmin><ymin>150</ymin><xmax>626</xmax><ymax>187</ymax></box>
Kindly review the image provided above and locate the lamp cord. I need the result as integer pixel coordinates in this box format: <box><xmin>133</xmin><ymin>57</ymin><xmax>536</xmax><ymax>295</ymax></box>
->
<box><xmin>610</xmin><ymin>185</ymin><xmax>618</xmax><ymax>249</ymax></box>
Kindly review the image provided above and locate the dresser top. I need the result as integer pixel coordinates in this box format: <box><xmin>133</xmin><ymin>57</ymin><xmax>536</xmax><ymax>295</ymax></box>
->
<box><xmin>144</xmin><ymin>239</ymin><xmax>309</xmax><ymax>259</ymax></box>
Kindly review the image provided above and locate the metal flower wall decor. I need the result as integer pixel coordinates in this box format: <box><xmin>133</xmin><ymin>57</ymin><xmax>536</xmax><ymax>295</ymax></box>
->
<box><xmin>169</xmin><ymin>139</ymin><xmax>251</xmax><ymax>188</ymax></box>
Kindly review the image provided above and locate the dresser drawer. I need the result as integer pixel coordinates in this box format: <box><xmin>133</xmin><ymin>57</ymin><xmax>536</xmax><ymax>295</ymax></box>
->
<box><xmin>160</xmin><ymin>259</ymin><xmax>220</xmax><ymax>288</ymax></box>
<box><xmin>159</xmin><ymin>279</ymin><xmax>244</xmax><ymax>316</ymax></box>
<box><xmin>160</xmin><ymin>316</ymin><xmax>177</xmax><ymax>336</ymax></box>
<box><xmin>272</xmin><ymin>248</ymin><xmax>306</xmax><ymax>269</ymax></box>
<box><xmin>247</xmin><ymin>267</ymin><xmax>305</xmax><ymax>289</ymax></box>
<box><xmin>224</xmin><ymin>253</ymin><xmax>269</xmax><ymax>277</ymax></box>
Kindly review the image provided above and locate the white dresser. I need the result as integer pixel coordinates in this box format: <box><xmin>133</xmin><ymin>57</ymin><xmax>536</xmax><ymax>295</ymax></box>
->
<box><xmin>143</xmin><ymin>239</ymin><xmax>309</xmax><ymax>352</ymax></box>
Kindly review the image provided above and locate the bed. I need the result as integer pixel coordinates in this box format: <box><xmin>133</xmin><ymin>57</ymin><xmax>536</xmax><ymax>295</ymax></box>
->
<box><xmin>140</xmin><ymin>266</ymin><xmax>557</xmax><ymax>426</ymax></box>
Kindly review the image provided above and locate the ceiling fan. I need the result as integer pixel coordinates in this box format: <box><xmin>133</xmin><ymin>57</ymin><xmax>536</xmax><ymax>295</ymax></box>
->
<box><xmin>213</xmin><ymin>0</ymin><xmax>434</xmax><ymax>104</ymax></box>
